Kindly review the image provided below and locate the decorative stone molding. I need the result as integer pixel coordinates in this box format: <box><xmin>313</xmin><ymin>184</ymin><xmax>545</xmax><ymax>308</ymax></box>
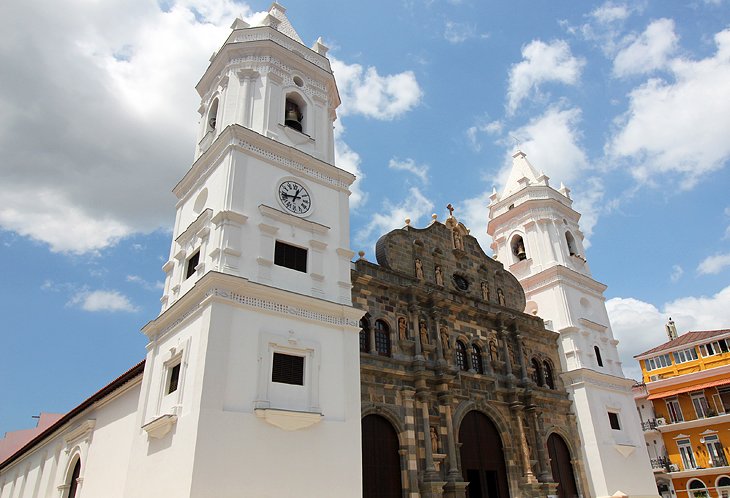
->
<box><xmin>259</xmin><ymin>204</ymin><xmax>330</xmax><ymax>233</ymax></box>
<box><xmin>142</xmin><ymin>414</ymin><xmax>177</xmax><ymax>439</ymax></box>
<box><xmin>254</xmin><ymin>408</ymin><xmax>322</xmax><ymax>431</ymax></box>
<box><xmin>63</xmin><ymin>420</ymin><xmax>95</xmax><ymax>451</ymax></box>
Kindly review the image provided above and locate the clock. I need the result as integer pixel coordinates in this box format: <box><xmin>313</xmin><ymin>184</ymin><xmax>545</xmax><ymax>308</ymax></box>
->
<box><xmin>277</xmin><ymin>179</ymin><xmax>312</xmax><ymax>216</ymax></box>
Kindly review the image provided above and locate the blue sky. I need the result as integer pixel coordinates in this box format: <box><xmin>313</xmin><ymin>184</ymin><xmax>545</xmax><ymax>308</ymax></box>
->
<box><xmin>1</xmin><ymin>0</ymin><xmax>730</xmax><ymax>434</ymax></box>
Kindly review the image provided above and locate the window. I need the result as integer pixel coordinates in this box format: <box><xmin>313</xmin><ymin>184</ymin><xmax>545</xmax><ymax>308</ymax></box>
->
<box><xmin>594</xmin><ymin>346</ymin><xmax>604</xmax><ymax>367</ymax></box>
<box><xmin>608</xmin><ymin>411</ymin><xmax>621</xmax><ymax>430</ymax></box>
<box><xmin>531</xmin><ymin>358</ymin><xmax>543</xmax><ymax>386</ymax></box>
<box><xmin>691</xmin><ymin>392</ymin><xmax>710</xmax><ymax>419</ymax></box>
<box><xmin>565</xmin><ymin>231</ymin><xmax>578</xmax><ymax>256</ymax></box>
<box><xmin>700</xmin><ymin>339</ymin><xmax>729</xmax><ymax>357</ymax></box>
<box><xmin>271</xmin><ymin>352</ymin><xmax>304</xmax><ymax>385</ymax></box>
<box><xmin>688</xmin><ymin>479</ymin><xmax>709</xmax><ymax>498</ymax></box>
<box><xmin>274</xmin><ymin>241</ymin><xmax>307</xmax><ymax>272</ymax></box>
<box><xmin>718</xmin><ymin>477</ymin><xmax>730</xmax><ymax>498</ymax></box>
<box><xmin>185</xmin><ymin>250</ymin><xmax>200</xmax><ymax>279</ymax></box>
<box><xmin>66</xmin><ymin>458</ymin><xmax>81</xmax><ymax>498</ymax></box>
<box><xmin>207</xmin><ymin>98</ymin><xmax>219</xmax><ymax>131</ymax></box>
<box><xmin>704</xmin><ymin>435</ymin><xmax>728</xmax><ymax>467</ymax></box>
<box><xmin>471</xmin><ymin>344</ymin><xmax>484</xmax><ymax>374</ymax></box>
<box><xmin>673</xmin><ymin>347</ymin><xmax>698</xmax><ymax>364</ymax></box>
<box><xmin>543</xmin><ymin>360</ymin><xmax>555</xmax><ymax>389</ymax></box>
<box><xmin>646</xmin><ymin>353</ymin><xmax>672</xmax><ymax>371</ymax></box>
<box><xmin>666</xmin><ymin>397</ymin><xmax>684</xmax><ymax>423</ymax></box>
<box><xmin>455</xmin><ymin>341</ymin><xmax>468</xmax><ymax>371</ymax></box>
<box><xmin>359</xmin><ymin>318</ymin><xmax>369</xmax><ymax>353</ymax></box>
<box><xmin>374</xmin><ymin>320</ymin><xmax>391</xmax><ymax>357</ymax></box>
<box><xmin>678</xmin><ymin>439</ymin><xmax>697</xmax><ymax>470</ymax></box>
<box><xmin>167</xmin><ymin>362</ymin><xmax>181</xmax><ymax>394</ymax></box>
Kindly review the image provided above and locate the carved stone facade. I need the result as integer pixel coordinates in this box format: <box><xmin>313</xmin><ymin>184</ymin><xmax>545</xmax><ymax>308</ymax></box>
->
<box><xmin>353</xmin><ymin>217</ymin><xmax>589</xmax><ymax>498</ymax></box>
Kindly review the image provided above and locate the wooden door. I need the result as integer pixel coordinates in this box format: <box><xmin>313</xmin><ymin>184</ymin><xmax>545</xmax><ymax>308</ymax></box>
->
<box><xmin>547</xmin><ymin>433</ymin><xmax>579</xmax><ymax>498</ymax></box>
<box><xmin>362</xmin><ymin>415</ymin><xmax>402</xmax><ymax>498</ymax></box>
<box><xmin>459</xmin><ymin>411</ymin><xmax>510</xmax><ymax>498</ymax></box>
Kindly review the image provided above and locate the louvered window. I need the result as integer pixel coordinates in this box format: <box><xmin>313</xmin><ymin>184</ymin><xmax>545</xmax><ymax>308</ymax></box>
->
<box><xmin>167</xmin><ymin>363</ymin><xmax>181</xmax><ymax>394</ymax></box>
<box><xmin>271</xmin><ymin>353</ymin><xmax>304</xmax><ymax>385</ymax></box>
<box><xmin>274</xmin><ymin>241</ymin><xmax>307</xmax><ymax>272</ymax></box>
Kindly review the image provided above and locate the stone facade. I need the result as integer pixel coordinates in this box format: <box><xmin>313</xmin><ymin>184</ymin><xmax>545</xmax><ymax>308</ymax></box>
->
<box><xmin>353</xmin><ymin>215</ymin><xmax>589</xmax><ymax>498</ymax></box>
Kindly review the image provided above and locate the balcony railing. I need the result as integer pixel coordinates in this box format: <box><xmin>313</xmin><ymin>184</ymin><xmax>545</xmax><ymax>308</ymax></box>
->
<box><xmin>650</xmin><ymin>457</ymin><xmax>670</xmax><ymax>472</ymax></box>
<box><xmin>642</xmin><ymin>419</ymin><xmax>658</xmax><ymax>431</ymax></box>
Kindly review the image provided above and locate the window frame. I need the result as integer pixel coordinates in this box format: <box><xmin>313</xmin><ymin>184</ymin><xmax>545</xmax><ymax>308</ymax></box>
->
<box><xmin>677</xmin><ymin>438</ymin><xmax>698</xmax><ymax>470</ymax></box>
<box><xmin>274</xmin><ymin>240</ymin><xmax>308</xmax><ymax>273</ymax></box>
<box><xmin>608</xmin><ymin>411</ymin><xmax>621</xmax><ymax>430</ymax></box>
<box><xmin>374</xmin><ymin>319</ymin><xmax>391</xmax><ymax>357</ymax></box>
<box><xmin>455</xmin><ymin>341</ymin><xmax>468</xmax><ymax>371</ymax></box>
<box><xmin>666</xmin><ymin>397</ymin><xmax>684</xmax><ymax>423</ymax></box>
<box><xmin>271</xmin><ymin>352</ymin><xmax>305</xmax><ymax>386</ymax></box>
<box><xmin>185</xmin><ymin>250</ymin><xmax>200</xmax><ymax>280</ymax></box>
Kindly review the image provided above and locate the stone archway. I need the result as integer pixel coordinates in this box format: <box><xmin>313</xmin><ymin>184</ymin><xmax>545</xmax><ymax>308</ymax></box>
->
<box><xmin>362</xmin><ymin>414</ymin><xmax>402</xmax><ymax>498</ymax></box>
<box><xmin>547</xmin><ymin>433</ymin><xmax>579</xmax><ymax>498</ymax></box>
<box><xmin>459</xmin><ymin>410</ymin><xmax>510</xmax><ymax>498</ymax></box>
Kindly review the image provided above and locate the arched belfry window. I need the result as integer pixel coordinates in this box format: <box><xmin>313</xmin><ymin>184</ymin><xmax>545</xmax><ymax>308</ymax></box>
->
<box><xmin>531</xmin><ymin>358</ymin><xmax>543</xmax><ymax>386</ymax></box>
<box><xmin>207</xmin><ymin>98</ymin><xmax>219</xmax><ymax>132</ymax></box>
<box><xmin>511</xmin><ymin>234</ymin><xmax>527</xmax><ymax>261</ymax></box>
<box><xmin>594</xmin><ymin>345</ymin><xmax>604</xmax><ymax>367</ymax></box>
<box><xmin>66</xmin><ymin>458</ymin><xmax>81</xmax><ymax>498</ymax></box>
<box><xmin>543</xmin><ymin>360</ymin><xmax>555</xmax><ymax>389</ymax></box>
<box><xmin>455</xmin><ymin>341</ymin><xmax>468</xmax><ymax>371</ymax></box>
<box><xmin>284</xmin><ymin>92</ymin><xmax>306</xmax><ymax>133</ymax></box>
<box><xmin>359</xmin><ymin>317</ymin><xmax>370</xmax><ymax>353</ymax></box>
<box><xmin>374</xmin><ymin>320</ymin><xmax>391</xmax><ymax>357</ymax></box>
<box><xmin>471</xmin><ymin>344</ymin><xmax>484</xmax><ymax>374</ymax></box>
<box><xmin>565</xmin><ymin>231</ymin><xmax>578</xmax><ymax>257</ymax></box>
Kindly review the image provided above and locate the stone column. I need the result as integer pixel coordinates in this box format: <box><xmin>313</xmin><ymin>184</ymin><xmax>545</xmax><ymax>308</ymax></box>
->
<box><xmin>511</xmin><ymin>403</ymin><xmax>537</xmax><ymax>484</ymax></box>
<box><xmin>411</xmin><ymin>304</ymin><xmax>423</xmax><ymax>359</ymax></box>
<box><xmin>419</xmin><ymin>393</ymin><xmax>445</xmax><ymax>498</ymax></box>
<box><xmin>527</xmin><ymin>405</ymin><xmax>552</xmax><ymax>482</ymax></box>
<box><xmin>402</xmin><ymin>389</ymin><xmax>420</xmax><ymax>496</ymax></box>
<box><xmin>499</xmin><ymin>328</ymin><xmax>514</xmax><ymax>387</ymax></box>
<box><xmin>237</xmin><ymin>69</ymin><xmax>259</xmax><ymax>128</ymax></box>
<box><xmin>441</xmin><ymin>395</ymin><xmax>468</xmax><ymax>498</ymax></box>
<box><xmin>433</xmin><ymin>312</ymin><xmax>445</xmax><ymax>361</ymax></box>
<box><xmin>514</xmin><ymin>332</ymin><xmax>529</xmax><ymax>385</ymax></box>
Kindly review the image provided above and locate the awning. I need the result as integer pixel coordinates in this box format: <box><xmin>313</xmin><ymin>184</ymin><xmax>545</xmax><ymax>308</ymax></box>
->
<box><xmin>647</xmin><ymin>378</ymin><xmax>730</xmax><ymax>400</ymax></box>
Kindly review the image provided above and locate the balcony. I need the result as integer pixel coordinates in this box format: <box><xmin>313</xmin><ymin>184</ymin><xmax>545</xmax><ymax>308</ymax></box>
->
<box><xmin>657</xmin><ymin>411</ymin><xmax>730</xmax><ymax>432</ymax></box>
<box><xmin>650</xmin><ymin>457</ymin><xmax>670</xmax><ymax>472</ymax></box>
<box><xmin>642</xmin><ymin>419</ymin><xmax>659</xmax><ymax>431</ymax></box>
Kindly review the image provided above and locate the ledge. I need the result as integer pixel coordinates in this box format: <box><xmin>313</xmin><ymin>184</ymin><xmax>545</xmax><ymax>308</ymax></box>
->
<box><xmin>142</xmin><ymin>414</ymin><xmax>177</xmax><ymax>439</ymax></box>
<box><xmin>254</xmin><ymin>408</ymin><xmax>322</xmax><ymax>431</ymax></box>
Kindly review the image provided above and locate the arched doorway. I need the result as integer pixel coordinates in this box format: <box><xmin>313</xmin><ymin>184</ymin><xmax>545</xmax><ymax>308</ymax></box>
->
<box><xmin>362</xmin><ymin>414</ymin><xmax>401</xmax><ymax>498</ymax></box>
<box><xmin>459</xmin><ymin>411</ymin><xmax>510</xmax><ymax>498</ymax></box>
<box><xmin>547</xmin><ymin>433</ymin><xmax>579</xmax><ymax>498</ymax></box>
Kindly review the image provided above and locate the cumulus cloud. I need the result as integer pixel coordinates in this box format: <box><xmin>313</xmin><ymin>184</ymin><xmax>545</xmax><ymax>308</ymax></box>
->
<box><xmin>331</xmin><ymin>58</ymin><xmax>423</xmax><ymax>120</ymax></box>
<box><xmin>506</xmin><ymin>40</ymin><xmax>585</xmax><ymax>114</ymax></box>
<box><xmin>697</xmin><ymin>253</ymin><xmax>730</xmax><ymax>275</ymax></box>
<box><xmin>607</xmin><ymin>28</ymin><xmax>730</xmax><ymax>189</ymax></box>
<box><xmin>466</xmin><ymin>119</ymin><xmax>503</xmax><ymax>152</ymax></box>
<box><xmin>388</xmin><ymin>158</ymin><xmax>429</xmax><ymax>183</ymax></box>
<box><xmin>355</xmin><ymin>187</ymin><xmax>434</xmax><ymax>250</ymax></box>
<box><xmin>457</xmin><ymin>191</ymin><xmax>493</xmax><ymax>253</ymax></box>
<box><xmin>670</xmin><ymin>264</ymin><xmax>684</xmax><ymax>282</ymax></box>
<box><xmin>333</xmin><ymin>122</ymin><xmax>367</xmax><ymax>209</ymax></box>
<box><xmin>68</xmin><ymin>289</ymin><xmax>139</xmax><ymax>313</ymax></box>
<box><xmin>126</xmin><ymin>274</ymin><xmax>164</xmax><ymax>291</ymax></box>
<box><xmin>608</xmin><ymin>285</ymin><xmax>730</xmax><ymax>380</ymax></box>
<box><xmin>591</xmin><ymin>2</ymin><xmax>631</xmax><ymax>24</ymax></box>
<box><xmin>612</xmin><ymin>18</ymin><xmax>678</xmax><ymax>77</ymax></box>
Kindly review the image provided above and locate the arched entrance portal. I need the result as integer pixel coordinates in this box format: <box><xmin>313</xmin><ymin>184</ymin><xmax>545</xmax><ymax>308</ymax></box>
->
<box><xmin>547</xmin><ymin>433</ymin><xmax>579</xmax><ymax>498</ymax></box>
<box><xmin>459</xmin><ymin>411</ymin><xmax>510</xmax><ymax>498</ymax></box>
<box><xmin>362</xmin><ymin>414</ymin><xmax>401</xmax><ymax>498</ymax></box>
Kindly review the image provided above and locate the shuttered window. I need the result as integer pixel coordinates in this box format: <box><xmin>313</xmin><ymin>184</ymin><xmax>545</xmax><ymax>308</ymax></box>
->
<box><xmin>272</xmin><ymin>353</ymin><xmax>304</xmax><ymax>385</ymax></box>
<box><xmin>167</xmin><ymin>363</ymin><xmax>181</xmax><ymax>394</ymax></box>
<box><xmin>274</xmin><ymin>241</ymin><xmax>307</xmax><ymax>272</ymax></box>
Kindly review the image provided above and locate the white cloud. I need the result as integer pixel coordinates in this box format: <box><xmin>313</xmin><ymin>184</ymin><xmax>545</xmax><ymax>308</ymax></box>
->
<box><xmin>331</xmin><ymin>58</ymin><xmax>423</xmax><ymax>120</ymax></box>
<box><xmin>457</xmin><ymin>191</ymin><xmax>493</xmax><ymax>253</ymax></box>
<box><xmin>356</xmin><ymin>187</ymin><xmax>434</xmax><ymax>250</ymax></box>
<box><xmin>388</xmin><ymin>158</ymin><xmax>429</xmax><ymax>183</ymax></box>
<box><xmin>608</xmin><ymin>28</ymin><xmax>730</xmax><ymax>189</ymax></box>
<box><xmin>670</xmin><ymin>264</ymin><xmax>684</xmax><ymax>282</ymax></box>
<box><xmin>506</xmin><ymin>40</ymin><xmax>585</xmax><ymax>114</ymax></box>
<box><xmin>697</xmin><ymin>253</ymin><xmax>730</xmax><ymax>275</ymax></box>
<box><xmin>466</xmin><ymin>119</ymin><xmax>502</xmax><ymax>151</ymax></box>
<box><xmin>591</xmin><ymin>3</ymin><xmax>630</xmax><ymax>24</ymax></box>
<box><xmin>68</xmin><ymin>289</ymin><xmax>139</xmax><ymax>313</ymax></box>
<box><xmin>333</xmin><ymin>122</ymin><xmax>367</xmax><ymax>209</ymax></box>
<box><xmin>126</xmin><ymin>274</ymin><xmax>164</xmax><ymax>291</ymax></box>
<box><xmin>570</xmin><ymin>176</ymin><xmax>605</xmax><ymax>247</ymax></box>
<box><xmin>443</xmin><ymin>21</ymin><xmax>482</xmax><ymax>44</ymax></box>
<box><xmin>612</xmin><ymin>18</ymin><xmax>678</xmax><ymax>77</ymax></box>
<box><xmin>607</xmin><ymin>285</ymin><xmax>730</xmax><ymax>380</ymax></box>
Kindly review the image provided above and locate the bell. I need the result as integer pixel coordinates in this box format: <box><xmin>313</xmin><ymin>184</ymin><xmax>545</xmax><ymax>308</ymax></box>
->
<box><xmin>285</xmin><ymin>104</ymin><xmax>302</xmax><ymax>132</ymax></box>
<box><xmin>208</xmin><ymin>116</ymin><xmax>216</xmax><ymax>130</ymax></box>
<box><xmin>517</xmin><ymin>247</ymin><xmax>526</xmax><ymax>261</ymax></box>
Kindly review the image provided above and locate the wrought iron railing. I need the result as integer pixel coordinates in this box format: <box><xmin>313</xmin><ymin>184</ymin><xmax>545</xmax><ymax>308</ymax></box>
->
<box><xmin>650</xmin><ymin>457</ymin><xmax>670</xmax><ymax>471</ymax></box>
<box><xmin>642</xmin><ymin>419</ymin><xmax>658</xmax><ymax>431</ymax></box>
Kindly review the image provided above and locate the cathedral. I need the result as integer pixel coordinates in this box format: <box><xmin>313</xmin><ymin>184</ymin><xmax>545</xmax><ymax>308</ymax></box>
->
<box><xmin>0</xmin><ymin>4</ymin><xmax>658</xmax><ymax>498</ymax></box>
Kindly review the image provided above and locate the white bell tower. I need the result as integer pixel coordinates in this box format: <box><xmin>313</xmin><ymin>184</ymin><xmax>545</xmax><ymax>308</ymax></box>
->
<box><xmin>488</xmin><ymin>151</ymin><xmax>659</xmax><ymax>498</ymax></box>
<box><xmin>124</xmin><ymin>5</ymin><xmax>364</xmax><ymax>497</ymax></box>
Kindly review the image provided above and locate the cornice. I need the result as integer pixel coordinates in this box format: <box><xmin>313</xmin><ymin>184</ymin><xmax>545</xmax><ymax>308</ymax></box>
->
<box><xmin>519</xmin><ymin>264</ymin><xmax>607</xmax><ymax>296</ymax></box>
<box><xmin>560</xmin><ymin>367</ymin><xmax>635</xmax><ymax>391</ymax></box>
<box><xmin>174</xmin><ymin>125</ymin><xmax>355</xmax><ymax>202</ymax></box>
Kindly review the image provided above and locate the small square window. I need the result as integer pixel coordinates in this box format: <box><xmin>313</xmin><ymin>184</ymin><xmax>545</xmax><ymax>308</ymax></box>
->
<box><xmin>185</xmin><ymin>251</ymin><xmax>200</xmax><ymax>279</ymax></box>
<box><xmin>274</xmin><ymin>241</ymin><xmax>307</xmax><ymax>272</ymax></box>
<box><xmin>608</xmin><ymin>411</ymin><xmax>621</xmax><ymax>430</ymax></box>
<box><xmin>271</xmin><ymin>352</ymin><xmax>304</xmax><ymax>385</ymax></box>
<box><xmin>167</xmin><ymin>363</ymin><xmax>181</xmax><ymax>394</ymax></box>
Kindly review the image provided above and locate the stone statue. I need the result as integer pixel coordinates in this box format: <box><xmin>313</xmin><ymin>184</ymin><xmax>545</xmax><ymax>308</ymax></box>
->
<box><xmin>440</xmin><ymin>327</ymin><xmax>449</xmax><ymax>351</ymax></box>
<box><xmin>453</xmin><ymin>230</ymin><xmax>464</xmax><ymax>250</ymax></box>
<box><xmin>435</xmin><ymin>265</ymin><xmax>443</xmax><ymax>286</ymax></box>
<box><xmin>497</xmin><ymin>288</ymin><xmax>505</xmax><ymax>306</ymax></box>
<box><xmin>490</xmin><ymin>340</ymin><xmax>499</xmax><ymax>363</ymax></box>
<box><xmin>415</xmin><ymin>258</ymin><xmax>424</xmax><ymax>280</ymax></box>
<box><xmin>419</xmin><ymin>321</ymin><xmax>429</xmax><ymax>345</ymax></box>
<box><xmin>398</xmin><ymin>316</ymin><xmax>407</xmax><ymax>340</ymax></box>
<box><xmin>481</xmin><ymin>281</ymin><xmax>489</xmax><ymax>301</ymax></box>
<box><xmin>430</xmin><ymin>426</ymin><xmax>439</xmax><ymax>454</ymax></box>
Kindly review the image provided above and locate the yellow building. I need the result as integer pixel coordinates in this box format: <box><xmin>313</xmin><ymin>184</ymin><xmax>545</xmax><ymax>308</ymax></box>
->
<box><xmin>635</xmin><ymin>325</ymin><xmax>730</xmax><ymax>498</ymax></box>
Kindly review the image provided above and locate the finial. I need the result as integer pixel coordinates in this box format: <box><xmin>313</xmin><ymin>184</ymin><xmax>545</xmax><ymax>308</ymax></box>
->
<box><xmin>358</xmin><ymin>250</ymin><xmax>365</xmax><ymax>260</ymax></box>
<box><xmin>446</xmin><ymin>203</ymin><xmax>455</xmax><ymax>218</ymax></box>
<box><xmin>405</xmin><ymin>218</ymin><xmax>411</xmax><ymax>226</ymax></box>
<box><xmin>432</xmin><ymin>213</ymin><xmax>438</xmax><ymax>221</ymax></box>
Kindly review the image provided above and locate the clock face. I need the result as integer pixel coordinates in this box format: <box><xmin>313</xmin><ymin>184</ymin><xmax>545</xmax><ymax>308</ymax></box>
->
<box><xmin>278</xmin><ymin>180</ymin><xmax>312</xmax><ymax>215</ymax></box>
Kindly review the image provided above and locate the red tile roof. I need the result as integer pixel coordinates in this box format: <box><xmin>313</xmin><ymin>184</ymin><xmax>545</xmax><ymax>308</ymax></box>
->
<box><xmin>0</xmin><ymin>360</ymin><xmax>145</xmax><ymax>470</ymax></box>
<box><xmin>635</xmin><ymin>329</ymin><xmax>730</xmax><ymax>358</ymax></box>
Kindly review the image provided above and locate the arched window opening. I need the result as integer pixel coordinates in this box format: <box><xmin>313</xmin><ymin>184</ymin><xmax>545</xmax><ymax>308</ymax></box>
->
<box><xmin>688</xmin><ymin>479</ymin><xmax>708</xmax><ymax>498</ymax></box>
<box><xmin>359</xmin><ymin>317</ymin><xmax>370</xmax><ymax>353</ymax></box>
<box><xmin>374</xmin><ymin>320</ymin><xmax>391</xmax><ymax>357</ymax></box>
<box><xmin>718</xmin><ymin>476</ymin><xmax>730</xmax><ymax>487</ymax></box>
<box><xmin>531</xmin><ymin>358</ymin><xmax>543</xmax><ymax>386</ymax></box>
<box><xmin>471</xmin><ymin>344</ymin><xmax>484</xmax><ymax>374</ymax></box>
<box><xmin>207</xmin><ymin>98</ymin><xmax>219</xmax><ymax>132</ymax></box>
<box><xmin>455</xmin><ymin>341</ymin><xmax>468</xmax><ymax>371</ymax></box>
<box><xmin>565</xmin><ymin>231</ymin><xmax>578</xmax><ymax>257</ymax></box>
<box><xmin>511</xmin><ymin>235</ymin><xmax>527</xmax><ymax>261</ymax></box>
<box><xmin>543</xmin><ymin>360</ymin><xmax>555</xmax><ymax>389</ymax></box>
<box><xmin>285</xmin><ymin>93</ymin><xmax>306</xmax><ymax>133</ymax></box>
<box><xmin>594</xmin><ymin>346</ymin><xmax>604</xmax><ymax>367</ymax></box>
<box><xmin>66</xmin><ymin>458</ymin><xmax>81</xmax><ymax>498</ymax></box>
<box><xmin>717</xmin><ymin>476</ymin><xmax>730</xmax><ymax>498</ymax></box>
